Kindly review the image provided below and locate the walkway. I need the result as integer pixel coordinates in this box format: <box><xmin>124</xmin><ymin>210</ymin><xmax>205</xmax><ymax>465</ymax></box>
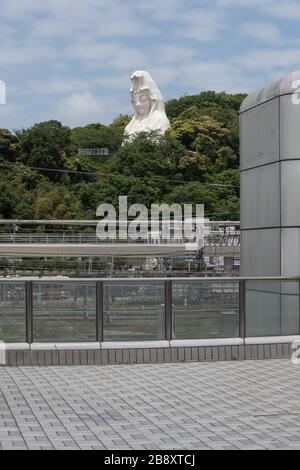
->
<box><xmin>0</xmin><ymin>359</ymin><xmax>299</xmax><ymax>450</ymax></box>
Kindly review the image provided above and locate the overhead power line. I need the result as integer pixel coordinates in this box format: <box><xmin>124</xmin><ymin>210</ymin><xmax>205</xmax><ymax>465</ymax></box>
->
<box><xmin>0</xmin><ymin>162</ymin><xmax>240</xmax><ymax>189</ymax></box>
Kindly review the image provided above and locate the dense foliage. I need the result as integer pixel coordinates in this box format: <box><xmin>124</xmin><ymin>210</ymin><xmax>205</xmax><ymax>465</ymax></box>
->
<box><xmin>0</xmin><ymin>91</ymin><xmax>245</xmax><ymax>221</ymax></box>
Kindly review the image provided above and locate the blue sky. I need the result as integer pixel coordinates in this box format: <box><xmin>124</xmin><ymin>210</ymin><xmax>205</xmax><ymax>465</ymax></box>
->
<box><xmin>1</xmin><ymin>0</ymin><xmax>300</xmax><ymax>130</ymax></box>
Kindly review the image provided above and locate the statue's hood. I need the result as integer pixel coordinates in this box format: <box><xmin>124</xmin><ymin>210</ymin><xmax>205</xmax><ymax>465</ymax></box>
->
<box><xmin>130</xmin><ymin>70</ymin><xmax>166</xmax><ymax>119</ymax></box>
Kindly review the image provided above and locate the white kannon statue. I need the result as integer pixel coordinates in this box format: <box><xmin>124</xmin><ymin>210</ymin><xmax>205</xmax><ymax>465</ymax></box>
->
<box><xmin>124</xmin><ymin>70</ymin><xmax>171</xmax><ymax>138</ymax></box>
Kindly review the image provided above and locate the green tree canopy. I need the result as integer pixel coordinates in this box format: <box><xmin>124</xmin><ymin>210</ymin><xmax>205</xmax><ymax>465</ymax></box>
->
<box><xmin>0</xmin><ymin>129</ymin><xmax>19</xmax><ymax>162</ymax></box>
<box><xmin>0</xmin><ymin>89</ymin><xmax>242</xmax><ymax>220</ymax></box>
<box><xmin>18</xmin><ymin>120</ymin><xmax>72</xmax><ymax>180</ymax></box>
<box><xmin>71</xmin><ymin>123</ymin><xmax>124</xmax><ymax>153</ymax></box>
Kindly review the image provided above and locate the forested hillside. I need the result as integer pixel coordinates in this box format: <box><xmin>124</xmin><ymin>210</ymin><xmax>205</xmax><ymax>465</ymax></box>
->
<box><xmin>0</xmin><ymin>91</ymin><xmax>245</xmax><ymax>221</ymax></box>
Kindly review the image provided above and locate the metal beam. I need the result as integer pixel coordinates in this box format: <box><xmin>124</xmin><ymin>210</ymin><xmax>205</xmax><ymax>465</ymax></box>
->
<box><xmin>0</xmin><ymin>219</ymin><xmax>241</xmax><ymax>226</ymax></box>
<box><xmin>0</xmin><ymin>243</ymin><xmax>194</xmax><ymax>257</ymax></box>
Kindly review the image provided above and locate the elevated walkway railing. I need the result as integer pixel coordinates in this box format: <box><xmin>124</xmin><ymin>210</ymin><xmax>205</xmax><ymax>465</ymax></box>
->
<box><xmin>0</xmin><ymin>232</ymin><xmax>240</xmax><ymax>247</ymax></box>
<box><xmin>0</xmin><ymin>276</ymin><xmax>299</xmax><ymax>346</ymax></box>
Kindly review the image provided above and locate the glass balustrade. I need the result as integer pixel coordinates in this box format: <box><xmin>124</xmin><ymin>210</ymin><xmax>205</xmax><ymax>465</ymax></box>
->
<box><xmin>0</xmin><ymin>278</ymin><xmax>298</xmax><ymax>343</ymax></box>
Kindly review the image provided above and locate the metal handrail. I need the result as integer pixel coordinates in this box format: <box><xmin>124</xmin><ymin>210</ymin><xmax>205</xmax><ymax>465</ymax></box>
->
<box><xmin>1</xmin><ymin>276</ymin><xmax>299</xmax><ymax>344</ymax></box>
<box><xmin>0</xmin><ymin>233</ymin><xmax>241</xmax><ymax>247</ymax></box>
<box><xmin>0</xmin><ymin>276</ymin><xmax>298</xmax><ymax>282</ymax></box>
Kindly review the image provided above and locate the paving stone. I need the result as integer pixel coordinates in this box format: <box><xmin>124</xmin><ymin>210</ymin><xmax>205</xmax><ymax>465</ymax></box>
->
<box><xmin>0</xmin><ymin>359</ymin><xmax>299</xmax><ymax>449</ymax></box>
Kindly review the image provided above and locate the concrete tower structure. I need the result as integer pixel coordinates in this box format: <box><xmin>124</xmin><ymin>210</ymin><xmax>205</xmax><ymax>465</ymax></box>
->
<box><xmin>240</xmin><ymin>71</ymin><xmax>300</xmax><ymax>336</ymax></box>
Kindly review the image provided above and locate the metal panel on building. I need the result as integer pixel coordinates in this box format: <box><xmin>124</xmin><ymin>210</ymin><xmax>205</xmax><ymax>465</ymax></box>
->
<box><xmin>240</xmin><ymin>70</ymin><xmax>300</xmax><ymax>277</ymax></box>
<box><xmin>240</xmin><ymin>98</ymin><xmax>280</xmax><ymax>171</ymax></box>
<box><xmin>241</xmin><ymin>229</ymin><xmax>281</xmax><ymax>277</ymax></box>
<box><xmin>241</xmin><ymin>163</ymin><xmax>280</xmax><ymax>230</ymax></box>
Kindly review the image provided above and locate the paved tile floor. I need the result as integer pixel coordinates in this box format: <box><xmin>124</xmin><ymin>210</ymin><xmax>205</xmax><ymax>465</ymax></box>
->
<box><xmin>1</xmin><ymin>359</ymin><xmax>300</xmax><ymax>450</ymax></box>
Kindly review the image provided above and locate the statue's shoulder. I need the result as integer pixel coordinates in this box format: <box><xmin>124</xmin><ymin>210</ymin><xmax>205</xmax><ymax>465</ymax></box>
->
<box><xmin>124</xmin><ymin>117</ymin><xmax>135</xmax><ymax>133</ymax></box>
<box><xmin>150</xmin><ymin>110</ymin><xmax>170</xmax><ymax>131</ymax></box>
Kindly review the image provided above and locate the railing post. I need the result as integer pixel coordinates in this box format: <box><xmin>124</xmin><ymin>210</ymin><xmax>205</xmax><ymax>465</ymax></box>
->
<box><xmin>298</xmin><ymin>279</ymin><xmax>300</xmax><ymax>335</ymax></box>
<box><xmin>165</xmin><ymin>280</ymin><xmax>172</xmax><ymax>341</ymax></box>
<box><xmin>25</xmin><ymin>281</ymin><xmax>33</xmax><ymax>344</ymax></box>
<box><xmin>96</xmin><ymin>281</ymin><xmax>103</xmax><ymax>342</ymax></box>
<box><xmin>239</xmin><ymin>279</ymin><xmax>246</xmax><ymax>339</ymax></box>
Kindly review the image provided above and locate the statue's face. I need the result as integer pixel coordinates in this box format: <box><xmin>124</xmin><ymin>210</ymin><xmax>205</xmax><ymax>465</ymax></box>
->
<box><xmin>133</xmin><ymin>92</ymin><xmax>151</xmax><ymax>117</ymax></box>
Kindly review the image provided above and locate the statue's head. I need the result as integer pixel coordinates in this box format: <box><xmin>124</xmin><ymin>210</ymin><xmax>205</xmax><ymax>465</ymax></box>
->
<box><xmin>124</xmin><ymin>70</ymin><xmax>170</xmax><ymax>138</ymax></box>
<box><xmin>130</xmin><ymin>70</ymin><xmax>164</xmax><ymax>119</ymax></box>
<box><xmin>132</xmin><ymin>90</ymin><xmax>152</xmax><ymax>117</ymax></box>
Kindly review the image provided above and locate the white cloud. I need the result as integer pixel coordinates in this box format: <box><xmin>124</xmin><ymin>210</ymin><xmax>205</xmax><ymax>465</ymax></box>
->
<box><xmin>265</xmin><ymin>2</ymin><xmax>300</xmax><ymax>19</ymax></box>
<box><xmin>180</xmin><ymin>60</ymin><xmax>254</xmax><ymax>93</ymax></box>
<box><xmin>239</xmin><ymin>22</ymin><xmax>282</xmax><ymax>45</ymax></box>
<box><xmin>0</xmin><ymin>0</ymin><xmax>149</xmax><ymax>37</ymax></box>
<box><xmin>0</xmin><ymin>103</ymin><xmax>21</xmax><ymax>116</ymax></box>
<box><xmin>218</xmin><ymin>0</ymin><xmax>273</xmax><ymax>6</ymax></box>
<box><xmin>2</xmin><ymin>0</ymin><xmax>300</xmax><ymax>130</ymax></box>
<box><xmin>65</xmin><ymin>42</ymin><xmax>144</xmax><ymax>69</ymax></box>
<box><xmin>0</xmin><ymin>45</ymin><xmax>57</xmax><ymax>65</ymax></box>
<box><xmin>134</xmin><ymin>1</ymin><xmax>227</xmax><ymax>42</ymax></box>
<box><xmin>234</xmin><ymin>47</ymin><xmax>300</xmax><ymax>71</ymax></box>
<box><xmin>135</xmin><ymin>0</ymin><xmax>187</xmax><ymax>22</ymax></box>
<box><xmin>218</xmin><ymin>0</ymin><xmax>300</xmax><ymax>19</ymax></box>
<box><xmin>0</xmin><ymin>0</ymin><xmax>48</xmax><ymax>21</ymax></box>
<box><xmin>54</xmin><ymin>90</ymin><xmax>133</xmax><ymax>126</ymax></box>
<box><xmin>149</xmin><ymin>66</ymin><xmax>181</xmax><ymax>87</ymax></box>
<box><xmin>28</xmin><ymin>78</ymin><xmax>90</xmax><ymax>95</ymax></box>
<box><xmin>0</xmin><ymin>103</ymin><xmax>25</xmax><ymax>130</ymax></box>
<box><xmin>179</xmin><ymin>10</ymin><xmax>226</xmax><ymax>42</ymax></box>
<box><xmin>96</xmin><ymin>74</ymin><xmax>129</xmax><ymax>90</ymax></box>
<box><xmin>155</xmin><ymin>45</ymin><xmax>198</xmax><ymax>64</ymax></box>
<box><xmin>56</xmin><ymin>91</ymin><xmax>102</xmax><ymax>125</ymax></box>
